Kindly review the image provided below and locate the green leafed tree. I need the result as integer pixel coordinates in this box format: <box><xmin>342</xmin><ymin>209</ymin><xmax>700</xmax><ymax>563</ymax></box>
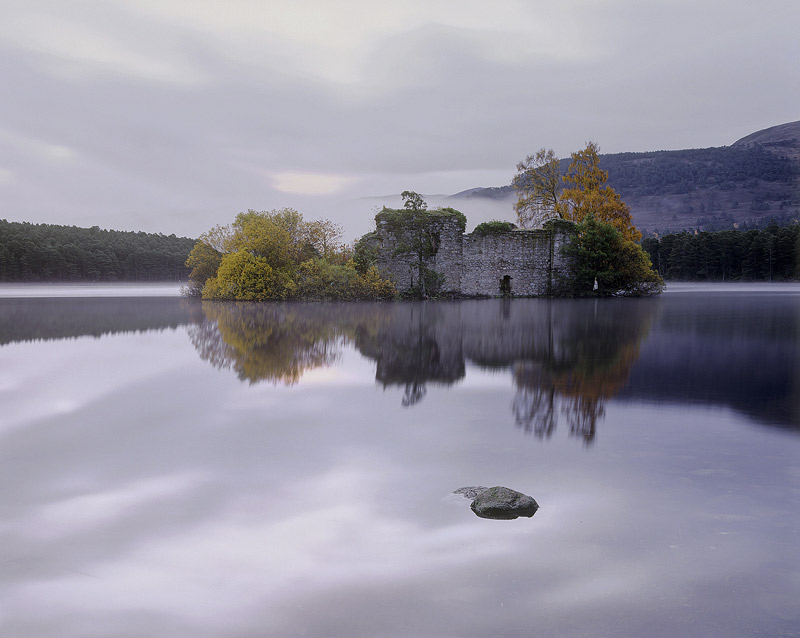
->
<box><xmin>185</xmin><ymin>240</ymin><xmax>223</xmax><ymax>296</ymax></box>
<box><xmin>399</xmin><ymin>190</ymin><xmax>442</xmax><ymax>298</ymax></box>
<box><xmin>566</xmin><ymin>215</ymin><xmax>664</xmax><ymax>296</ymax></box>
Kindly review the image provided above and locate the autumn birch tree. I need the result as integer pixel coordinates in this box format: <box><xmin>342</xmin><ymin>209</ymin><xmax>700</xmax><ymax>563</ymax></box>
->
<box><xmin>512</xmin><ymin>148</ymin><xmax>562</xmax><ymax>228</ymax></box>
<box><xmin>555</xmin><ymin>142</ymin><xmax>642</xmax><ymax>242</ymax></box>
<box><xmin>305</xmin><ymin>219</ymin><xmax>344</xmax><ymax>261</ymax></box>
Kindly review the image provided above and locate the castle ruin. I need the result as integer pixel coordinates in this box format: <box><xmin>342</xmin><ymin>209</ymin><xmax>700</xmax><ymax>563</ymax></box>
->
<box><xmin>358</xmin><ymin>208</ymin><xmax>575</xmax><ymax>297</ymax></box>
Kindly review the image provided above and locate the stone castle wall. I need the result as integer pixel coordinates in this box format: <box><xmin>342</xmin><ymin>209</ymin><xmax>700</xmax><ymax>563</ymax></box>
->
<box><xmin>462</xmin><ymin>231</ymin><xmax>551</xmax><ymax>296</ymax></box>
<box><xmin>374</xmin><ymin>214</ymin><xmax>465</xmax><ymax>292</ymax></box>
<box><xmin>371</xmin><ymin>211</ymin><xmax>574</xmax><ymax>297</ymax></box>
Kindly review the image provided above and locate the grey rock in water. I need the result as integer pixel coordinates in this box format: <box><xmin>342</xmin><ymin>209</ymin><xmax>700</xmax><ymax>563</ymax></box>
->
<box><xmin>453</xmin><ymin>486</ymin><xmax>489</xmax><ymax>500</ymax></box>
<box><xmin>469</xmin><ymin>486</ymin><xmax>539</xmax><ymax>520</ymax></box>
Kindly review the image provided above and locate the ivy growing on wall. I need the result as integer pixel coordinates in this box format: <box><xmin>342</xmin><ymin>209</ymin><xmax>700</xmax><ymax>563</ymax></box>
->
<box><xmin>471</xmin><ymin>220</ymin><xmax>517</xmax><ymax>235</ymax></box>
<box><xmin>372</xmin><ymin>196</ymin><xmax>466</xmax><ymax>298</ymax></box>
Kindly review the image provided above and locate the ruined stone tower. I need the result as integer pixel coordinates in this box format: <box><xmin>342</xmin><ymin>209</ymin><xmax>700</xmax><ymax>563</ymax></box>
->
<box><xmin>358</xmin><ymin>208</ymin><xmax>575</xmax><ymax>297</ymax></box>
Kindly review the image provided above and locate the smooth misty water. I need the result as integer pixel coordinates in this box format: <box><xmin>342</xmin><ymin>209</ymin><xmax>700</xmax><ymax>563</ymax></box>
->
<box><xmin>0</xmin><ymin>284</ymin><xmax>798</xmax><ymax>638</ymax></box>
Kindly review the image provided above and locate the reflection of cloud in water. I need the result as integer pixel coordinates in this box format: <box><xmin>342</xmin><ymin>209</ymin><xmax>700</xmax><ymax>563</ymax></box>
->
<box><xmin>6</xmin><ymin>457</ymin><xmax>529</xmax><ymax>634</ymax></box>
<box><xmin>0</xmin><ymin>332</ymin><xmax>196</xmax><ymax>434</ymax></box>
<box><xmin>1</xmin><ymin>325</ymin><xmax>797</xmax><ymax>636</ymax></box>
<box><xmin>14</xmin><ymin>473</ymin><xmax>204</xmax><ymax>542</ymax></box>
<box><xmin>0</xmin><ymin>457</ymin><xmax>677</xmax><ymax>637</ymax></box>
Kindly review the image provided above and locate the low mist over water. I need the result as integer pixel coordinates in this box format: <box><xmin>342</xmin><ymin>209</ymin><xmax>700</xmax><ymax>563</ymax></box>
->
<box><xmin>0</xmin><ymin>283</ymin><xmax>183</xmax><ymax>298</ymax></box>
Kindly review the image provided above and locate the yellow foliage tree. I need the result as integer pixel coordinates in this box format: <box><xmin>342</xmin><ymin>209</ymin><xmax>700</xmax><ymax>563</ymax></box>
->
<box><xmin>182</xmin><ymin>223</ymin><xmax>236</xmax><ymax>296</ymax></box>
<box><xmin>555</xmin><ymin>142</ymin><xmax>642</xmax><ymax>243</ymax></box>
<box><xmin>202</xmin><ymin>250</ymin><xmax>289</xmax><ymax>301</ymax></box>
<box><xmin>230</xmin><ymin>210</ymin><xmax>295</xmax><ymax>268</ymax></box>
<box><xmin>187</xmin><ymin>207</ymin><xmax>396</xmax><ymax>301</ymax></box>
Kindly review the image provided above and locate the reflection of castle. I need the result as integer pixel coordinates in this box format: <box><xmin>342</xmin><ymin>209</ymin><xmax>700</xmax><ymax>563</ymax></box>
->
<box><xmin>190</xmin><ymin>299</ymin><xmax>658</xmax><ymax>443</ymax></box>
<box><xmin>359</xmin><ymin>299</ymin><xmax>654</xmax><ymax>444</ymax></box>
<box><xmin>5</xmin><ymin>294</ymin><xmax>792</xmax><ymax>434</ymax></box>
<box><xmin>353</xmin><ymin>304</ymin><xmax>466</xmax><ymax>407</ymax></box>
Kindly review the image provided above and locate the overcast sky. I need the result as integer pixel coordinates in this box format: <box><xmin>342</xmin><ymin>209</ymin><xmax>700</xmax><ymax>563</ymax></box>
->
<box><xmin>1</xmin><ymin>0</ymin><xmax>798</xmax><ymax>240</ymax></box>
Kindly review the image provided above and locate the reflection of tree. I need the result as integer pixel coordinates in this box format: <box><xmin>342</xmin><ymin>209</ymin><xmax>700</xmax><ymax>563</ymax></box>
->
<box><xmin>188</xmin><ymin>301</ymin><xmax>466</xmax><ymax>400</ymax></box>
<box><xmin>512</xmin><ymin>299</ymin><xmax>657</xmax><ymax>444</ymax></box>
<box><xmin>512</xmin><ymin>372</ymin><xmax>558</xmax><ymax>439</ymax></box>
<box><xmin>187</xmin><ymin>299</ymin><xmax>656</xmax><ymax>438</ymax></box>
<box><xmin>189</xmin><ymin>302</ymin><xmax>345</xmax><ymax>385</ymax></box>
<box><xmin>402</xmin><ymin>382</ymin><xmax>427</xmax><ymax>407</ymax></box>
<box><xmin>187</xmin><ymin>313</ymin><xmax>233</xmax><ymax>373</ymax></box>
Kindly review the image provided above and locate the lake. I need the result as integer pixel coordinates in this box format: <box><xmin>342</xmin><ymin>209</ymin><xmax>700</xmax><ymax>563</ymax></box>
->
<box><xmin>0</xmin><ymin>284</ymin><xmax>798</xmax><ymax>637</ymax></box>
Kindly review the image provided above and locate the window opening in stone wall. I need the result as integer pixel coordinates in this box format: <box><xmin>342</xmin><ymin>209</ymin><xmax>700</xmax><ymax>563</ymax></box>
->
<box><xmin>500</xmin><ymin>275</ymin><xmax>512</xmax><ymax>295</ymax></box>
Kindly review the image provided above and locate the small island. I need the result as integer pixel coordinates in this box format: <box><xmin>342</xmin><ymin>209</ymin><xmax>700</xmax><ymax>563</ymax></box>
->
<box><xmin>185</xmin><ymin>143</ymin><xmax>664</xmax><ymax>301</ymax></box>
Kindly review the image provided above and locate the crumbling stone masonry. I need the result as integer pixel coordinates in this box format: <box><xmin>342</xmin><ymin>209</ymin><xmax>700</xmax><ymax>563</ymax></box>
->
<box><xmin>362</xmin><ymin>209</ymin><xmax>575</xmax><ymax>297</ymax></box>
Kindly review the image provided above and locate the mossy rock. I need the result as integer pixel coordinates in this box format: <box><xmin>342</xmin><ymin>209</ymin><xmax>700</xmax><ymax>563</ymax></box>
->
<box><xmin>469</xmin><ymin>486</ymin><xmax>539</xmax><ymax>520</ymax></box>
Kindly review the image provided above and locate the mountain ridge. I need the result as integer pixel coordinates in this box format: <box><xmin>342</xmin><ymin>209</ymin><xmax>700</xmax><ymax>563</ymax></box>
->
<box><xmin>451</xmin><ymin>121</ymin><xmax>800</xmax><ymax>234</ymax></box>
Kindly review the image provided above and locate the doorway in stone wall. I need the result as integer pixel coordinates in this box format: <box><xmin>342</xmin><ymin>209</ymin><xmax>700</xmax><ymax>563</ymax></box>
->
<box><xmin>500</xmin><ymin>275</ymin><xmax>512</xmax><ymax>295</ymax></box>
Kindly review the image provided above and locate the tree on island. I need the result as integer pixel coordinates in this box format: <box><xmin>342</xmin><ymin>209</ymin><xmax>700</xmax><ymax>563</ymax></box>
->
<box><xmin>185</xmin><ymin>238</ymin><xmax>223</xmax><ymax>296</ymax></box>
<box><xmin>512</xmin><ymin>148</ymin><xmax>562</xmax><ymax>229</ymax></box>
<box><xmin>184</xmin><ymin>208</ymin><xmax>395</xmax><ymax>301</ymax></box>
<box><xmin>513</xmin><ymin>142</ymin><xmax>662</xmax><ymax>296</ymax></box>
<box><xmin>513</xmin><ymin>142</ymin><xmax>641</xmax><ymax>241</ymax></box>
<box><xmin>565</xmin><ymin>214</ymin><xmax>664</xmax><ymax>296</ymax></box>
<box><xmin>399</xmin><ymin>190</ymin><xmax>444</xmax><ymax>298</ymax></box>
<box><xmin>556</xmin><ymin>142</ymin><xmax>642</xmax><ymax>243</ymax></box>
<box><xmin>557</xmin><ymin>145</ymin><xmax>661</xmax><ymax>296</ymax></box>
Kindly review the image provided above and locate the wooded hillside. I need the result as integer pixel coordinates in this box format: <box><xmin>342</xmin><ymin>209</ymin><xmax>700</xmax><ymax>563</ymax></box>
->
<box><xmin>0</xmin><ymin>220</ymin><xmax>195</xmax><ymax>281</ymax></box>
<box><xmin>456</xmin><ymin>121</ymin><xmax>800</xmax><ymax>234</ymax></box>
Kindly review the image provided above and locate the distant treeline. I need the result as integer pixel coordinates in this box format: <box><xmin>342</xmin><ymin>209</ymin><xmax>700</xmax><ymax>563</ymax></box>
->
<box><xmin>641</xmin><ymin>224</ymin><xmax>799</xmax><ymax>281</ymax></box>
<box><xmin>0</xmin><ymin>219</ymin><xmax>196</xmax><ymax>282</ymax></box>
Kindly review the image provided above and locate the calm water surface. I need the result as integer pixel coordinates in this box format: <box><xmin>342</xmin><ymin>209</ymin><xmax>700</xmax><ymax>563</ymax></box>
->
<box><xmin>0</xmin><ymin>284</ymin><xmax>798</xmax><ymax>637</ymax></box>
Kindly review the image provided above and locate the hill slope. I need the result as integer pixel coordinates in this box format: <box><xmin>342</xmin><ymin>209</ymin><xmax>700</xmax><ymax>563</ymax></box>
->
<box><xmin>452</xmin><ymin>121</ymin><xmax>800</xmax><ymax>234</ymax></box>
<box><xmin>732</xmin><ymin>121</ymin><xmax>800</xmax><ymax>159</ymax></box>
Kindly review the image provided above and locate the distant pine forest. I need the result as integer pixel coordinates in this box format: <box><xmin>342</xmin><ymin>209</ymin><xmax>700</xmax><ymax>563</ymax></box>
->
<box><xmin>642</xmin><ymin>224</ymin><xmax>799</xmax><ymax>282</ymax></box>
<box><xmin>0</xmin><ymin>220</ymin><xmax>195</xmax><ymax>282</ymax></box>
